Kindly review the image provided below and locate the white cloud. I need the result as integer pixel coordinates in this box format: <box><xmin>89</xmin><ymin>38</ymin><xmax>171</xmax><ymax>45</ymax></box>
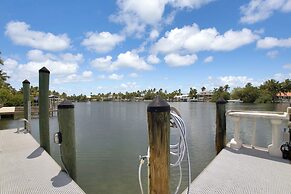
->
<box><xmin>283</xmin><ymin>64</ymin><xmax>291</xmax><ymax>69</ymax></box>
<box><xmin>114</xmin><ymin>51</ymin><xmax>153</xmax><ymax>70</ymax></box>
<box><xmin>82</xmin><ymin>31</ymin><xmax>124</xmax><ymax>53</ymax></box>
<box><xmin>169</xmin><ymin>0</ymin><xmax>214</xmax><ymax>9</ymax></box>
<box><xmin>240</xmin><ymin>0</ymin><xmax>291</xmax><ymax>24</ymax></box>
<box><xmin>54</xmin><ymin>71</ymin><xmax>93</xmax><ymax>84</ymax></box>
<box><xmin>266</xmin><ymin>50</ymin><xmax>279</xmax><ymax>58</ymax></box>
<box><xmin>27</xmin><ymin>49</ymin><xmax>56</xmax><ymax>62</ymax></box>
<box><xmin>153</xmin><ymin>24</ymin><xmax>259</xmax><ymax>54</ymax></box>
<box><xmin>90</xmin><ymin>56</ymin><xmax>116</xmax><ymax>72</ymax></box>
<box><xmin>272</xmin><ymin>73</ymin><xmax>291</xmax><ymax>81</ymax></box>
<box><xmin>5</xmin><ymin>21</ymin><xmax>70</xmax><ymax>51</ymax></box>
<box><xmin>82</xmin><ymin>71</ymin><xmax>93</xmax><ymax>78</ymax></box>
<box><xmin>120</xmin><ymin>82</ymin><xmax>138</xmax><ymax>90</ymax></box>
<box><xmin>108</xmin><ymin>73</ymin><xmax>124</xmax><ymax>80</ymax></box>
<box><xmin>164</xmin><ymin>53</ymin><xmax>197</xmax><ymax>66</ymax></box>
<box><xmin>97</xmin><ymin>75</ymin><xmax>106</xmax><ymax>80</ymax></box>
<box><xmin>3</xmin><ymin>58</ymin><xmax>18</xmax><ymax>70</ymax></box>
<box><xmin>257</xmin><ymin>37</ymin><xmax>291</xmax><ymax>49</ymax></box>
<box><xmin>204</xmin><ymin>56</ymin><xmax>214</xmax><ymax>63</ymax></box>
<box><xmin>91</xmin><ymin>51</ymin><xmax>152</xmax><ymax>71</ymax></box>
<box><xmin>129</xmin><ymin>73</ymin><xmax>139</xmax><ymax>78</ymax></box>
<box><xmin>111</xmin><ymin>0</ymin><xmax>213</xmax><ymax>36</ymax></box>
<box><xmin>60</xmin><ymin>53</ymin><xmax>84</xmax><ymax>63</ymax></box>
<box><xmin>5</xmin><ymin>51</ymin><xmax>83</xmax><ymax>82</ymax></box>
<box><xmin>147</xmin><ymin>55</ymin><xmax>160</xmax><ymax>64</ymax></box>
<box><xmin>150</xmin><ymin>29</ymin><xmax>160</xmax><ymax>40</ymax></box>
<box><xmin>114</xmin><ymin>0</ymin><xmax>167</xmax><ymax>25</ymax></box>
<box><xmin>3</xmin><ymin>58</ymin><xmax>18</xmax><ymax>76</ymax></box>
<box><xmin>208</xmin><ymin>75</ymin><xmax>256</xmax><ymax>89</ymax></box>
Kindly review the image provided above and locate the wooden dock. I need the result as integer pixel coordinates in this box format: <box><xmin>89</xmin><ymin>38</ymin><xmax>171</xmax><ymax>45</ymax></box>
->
<box><xmin>0</xmin><ymin>107</ymin><xmax>16</xmax><ymax>119</ymax></box>
<box><xmin>183</xmin><ymin>145</ymin><xmax>291</xmax><ymax>194</ymax></box>
<box><xmin>0</xmin><ymin>129</ymin><xmax>85</xmax><ymax>194</ymax></box>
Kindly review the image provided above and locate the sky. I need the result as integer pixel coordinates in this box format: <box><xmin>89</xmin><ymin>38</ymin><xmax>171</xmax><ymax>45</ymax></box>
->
<box><xmin>0</xmin><ymin>0</ymin><xmax>291</xmax><ymax>95</ymax></box>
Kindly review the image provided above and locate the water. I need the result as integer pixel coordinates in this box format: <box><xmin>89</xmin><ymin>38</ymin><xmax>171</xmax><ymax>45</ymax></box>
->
<box><xmin>0</xmin><ymin>102</ymin><xmax>289</xmax><ymax>194</ymax></box>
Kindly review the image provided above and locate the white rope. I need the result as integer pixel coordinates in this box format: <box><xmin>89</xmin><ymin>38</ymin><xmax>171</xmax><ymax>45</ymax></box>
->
<box><xmin>138</xmin><ymin>108</ymin><xmax>191</xmax><ymax>194</ymax></box>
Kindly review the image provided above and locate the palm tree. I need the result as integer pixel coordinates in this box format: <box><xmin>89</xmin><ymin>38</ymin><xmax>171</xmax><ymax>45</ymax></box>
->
<box><xmin>0</xmin><ymin>52</ymin><xmax>10</xmax><ymax>87</ymax></box>
<box><xmin>201</xmin><ymin>86</ymin><xmax>206</xmax><ymax>92</ymax></box>
<box><xmin>224</xmin><ymin>84</ymin><xmax>230</xmax><ymax>92</ymax></box>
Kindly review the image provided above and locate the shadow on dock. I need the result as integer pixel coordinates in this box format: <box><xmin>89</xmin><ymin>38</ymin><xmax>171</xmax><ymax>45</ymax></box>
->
<box><xmin>225</xmin><ymin>145</ymin><xmax>290</xmax><ymax>163</ymax></box>
<box><xmin>27</xmin><ymin>147</ymin><xmax>44</xmax><ymax>159</ymax></box>
<box><xmin>51</xmin><ymin>171</ymin><xmax>72</xmax><ymax>187</ymax></box>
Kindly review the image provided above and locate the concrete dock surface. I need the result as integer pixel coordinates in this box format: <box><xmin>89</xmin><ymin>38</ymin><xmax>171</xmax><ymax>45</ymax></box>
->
<box><xmin>183</xmin><ymin>145</ymin><xmax>291</xmax><ymax>194</ymax></box>
<box><xmin>0</xmin><ymin>129</ymin><xmax>85</xmax><ymax>194</ymax></box>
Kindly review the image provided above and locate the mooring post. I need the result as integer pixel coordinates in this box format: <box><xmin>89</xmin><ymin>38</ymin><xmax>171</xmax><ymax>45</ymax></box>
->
<box><xmin>216</xmin><ymin>97</ymin><xmax>227</xmax><ymax>154</ymax></box>
<box><xmin>22</xmin><ymin>79</ymin><xmax>30</xmax><ymax>131</ymax></box>
<box><xmin>57</xmin><ymin>100</ymin><xmax>77</xmax><ymax>180</ymax></box>
<box><xmin>147</xmin><ymin>96</ymin><xmax>170</xmax><ymax>194</ymax></box>
<box><xmin>39</xmin><ymin>67</ymin><xmax>50</xmax><ymax>154</ymax></box>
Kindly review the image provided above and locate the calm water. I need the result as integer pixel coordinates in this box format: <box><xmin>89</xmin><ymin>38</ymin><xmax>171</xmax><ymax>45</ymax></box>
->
<box><xmin>0</xmin><ymin>102</ymin><xmax>289</xmax><ymax>193</ymax></box>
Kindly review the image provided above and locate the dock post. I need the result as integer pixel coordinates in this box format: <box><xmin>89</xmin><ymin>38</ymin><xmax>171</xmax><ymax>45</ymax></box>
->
<box><xmin>39</xmin><ymin>67</ymin><xmax>50</xmax><ymax>154</ymax></box>
<box><xmin>147</xmin><ymin>96</ymin><xmax>170</xmax><ymax>194</ymax></box>
<box><xmin>216</xmin><ymin>97</ymin><xmax>227</xmax><ymax>154</ymax></box>
<box><xmin>22</xmin><ymin>79</ymin><xmax>30</xmax><ymax>131</ymax></box>
<box><xmin>57</xmin><ymin>100</ymin><xmax>76</xmax><ymax>180</ymax></box>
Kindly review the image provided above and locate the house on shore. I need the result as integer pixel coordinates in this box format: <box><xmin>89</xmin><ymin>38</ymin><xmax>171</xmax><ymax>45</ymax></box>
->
<box><xmin>174</xmin><ymin>94</ymin><xmax>189</xmax><ymax>102</ymax></box>
<box><xmin>197</xmin><ymin>91</ymin><xmax>213</xmax><ymax>102</ymax></box>
<box><xmin>276</xmin><ymin>92</ymin><xmax>291</xmax><ymax>103</ymax></box>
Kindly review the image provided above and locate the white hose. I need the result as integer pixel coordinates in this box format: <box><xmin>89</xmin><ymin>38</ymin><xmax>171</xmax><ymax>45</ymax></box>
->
<box><xmin>170</xmin><ymin>110</ymin><xmax>191</xmax><ymax>194</ymax></box>
<box><xmin>138</xmin><ymin>108</ymin><xmax>191</xmax><ymax>194</ymax></box>
<box><xmin>138</xmin><ymin>158</ymin><xmax>145</xmax><ymax>194</ymax></box>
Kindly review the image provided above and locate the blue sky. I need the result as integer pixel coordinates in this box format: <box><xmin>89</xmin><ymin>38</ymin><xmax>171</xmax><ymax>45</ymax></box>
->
<box><xmin>1</xmin><ymin>0</ymin><xmax>290</xmax><ymax>95</ymax></box>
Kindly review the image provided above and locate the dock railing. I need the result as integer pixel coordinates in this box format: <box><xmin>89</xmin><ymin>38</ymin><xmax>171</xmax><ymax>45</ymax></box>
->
<box><xmin>226</xmin><ymin>107</ymin><xmax>291</xmax><ymax>157</ymax></box>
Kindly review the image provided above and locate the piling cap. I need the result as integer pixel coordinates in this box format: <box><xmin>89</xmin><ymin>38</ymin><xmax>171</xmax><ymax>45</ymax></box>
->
<box><xmin>147</xmin><ymin>95</ymin><xmax>170</xmax><ymax>112</ymax></box>
<box><xmin>58</xmin><ymin>100</ymin><xmax>74</xmax><ymax>109</ymax></box>
<box><xmin>39</xmin><ymin>67</ymin><xmax>50</xmax><ymax>73</ymax></box>
<box><xmin>216</xmin><ymin>97</ymin><xmax>227</xmax><ymax>104</ymax></box>
<box><xmin>22</xmin><ymin>79</ymin><xmax>30</xmax><ymax>84</ymax></box>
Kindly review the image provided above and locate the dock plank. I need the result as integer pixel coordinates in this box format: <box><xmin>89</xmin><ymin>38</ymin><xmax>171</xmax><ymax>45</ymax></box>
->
<box><xmin>0</xmin><ymin>129</ymin><xmax>85</xmax><ymax>194</ymax></box>
<box><xmin>0</xmin><ymin>107</ymin><xmax>15</xmax><ymax>115</ymax></box>
<box><xmin>184</xmin><ymin>146</ymin><xmax>291</xmax><ymax>194</ymax></box>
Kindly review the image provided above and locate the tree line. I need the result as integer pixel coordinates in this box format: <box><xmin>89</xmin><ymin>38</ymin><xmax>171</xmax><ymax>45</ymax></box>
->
<box><xmin>1</xmin><ymin>53</ymin><xmax>290</xmax><ymax>106</ymax></box>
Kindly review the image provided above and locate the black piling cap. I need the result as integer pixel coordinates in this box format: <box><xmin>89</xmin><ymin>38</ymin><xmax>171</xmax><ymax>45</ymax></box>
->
<box><xmin>39</xmin><ymin>67</ymin><xmax>50</xmax><ymax>74</ymax></box>
<box><xmin>22</xmin><ymin>79</ymin><xmax>30</xmax><ymax>84</ymax></box>
<box><xmin>58</xmin><ymin>100</ymin><xmax>74</xmax><ymax>109</ymax></box>
<box><xmin>216</xmin><ymin>97</ymin><xmax>227</xmax><ymax>104</ymax></box>
<box><xmin>147</xmin><ymin>95</ymin><xmax>170</xmax><ymax>113</ymax></box>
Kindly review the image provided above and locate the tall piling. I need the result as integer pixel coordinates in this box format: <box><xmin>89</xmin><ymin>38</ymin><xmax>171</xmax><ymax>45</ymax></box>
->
<box><xmin>58</xmin><ymin>100</ymin><xmax>77</xmax><ymax>180</ymax></box>
<box><xmin>22</xmin><ymin>79</ymin><xmax>30</xmax><ymax>131</ymax></box>
<box><xmin>147</xmin><ymin>96</ymin><xmax>170</xmax><ymax>194</ymax></box>
<box><xmin>216</xmin><ymin>97</ymin><xmax>227</xmax><ymax>154</ymax></box>
<box><xmin>39</xmin><ymin>67</ymin><xmax>50</xmax><ymax>154</ymax></box>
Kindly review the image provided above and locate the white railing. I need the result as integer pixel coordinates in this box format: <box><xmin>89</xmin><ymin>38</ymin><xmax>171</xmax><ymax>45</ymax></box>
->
<box><xmin>226</xmin><ymin>107</ymin><xmax>291</xmax><ymax>157</ymax></box>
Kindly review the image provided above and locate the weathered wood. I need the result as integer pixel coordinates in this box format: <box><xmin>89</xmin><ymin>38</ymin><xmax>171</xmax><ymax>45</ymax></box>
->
<box><xmin>147</xmin><ymin>96</ymin><xmax>170</xmax><ymax>194</ymax></box>
<box><xmin>216</xmin><ymin>97</ymin><xmax>227</xmax><ymax>154</ymax></box>
<box><xmin>58</xmin><ymin>100</ymin><xmax>77</xmax><ymax>180</ymax></box>
<box><xmin>22</xmin><ymin>80</ymin><xmax>30</xmax><ymax>130</ymax></box>
<box><xmin>39</xmin><ymin>67</ymin><xmax>50</xmax><ymax>154</ymax></box>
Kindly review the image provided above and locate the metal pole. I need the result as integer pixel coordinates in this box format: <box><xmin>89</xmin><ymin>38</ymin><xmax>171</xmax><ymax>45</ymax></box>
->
<box><xmin>147</xmin><ymin>96</ymin><xmax>170</xmax><ymax>194</ymax></box>
<box><xmin>216</xmin><ymin>97</ymin><xmax>227</xmax><ymax>154</ymax></box>
<box><xmin>39</xmin><ymin>67</ymin><xmax>50</xmax><ymax>154</ymax></box>
<box><xmin>57</xmin><ymin>100</ymin><xmax>77</xmax><ymax>180</ymax></box>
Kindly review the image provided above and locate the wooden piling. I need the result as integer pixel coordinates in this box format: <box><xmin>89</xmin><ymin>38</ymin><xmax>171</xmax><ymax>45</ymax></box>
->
<box><xmin>147</xmin><ymin>96</ymin><xmax>170</xmax><ymax>194</ymax></box>
<box><xmin>22</xmin><ymin>79</ymin><xmax>30</xmax><ymax>131</ymax></box>
<box><xmin>216</xmin><ymin>97</ymin><xmax>227</xmax><ymax>154</ymax></box>
<box><xmin>39</xmin><ymin>67</ymin><xmax>50</xmax><ymax>154</ymax></box>
<box><xmin>58</xmin><ymin>100</ymin><xmax>76</xmax><ymax>180</ymax></box>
